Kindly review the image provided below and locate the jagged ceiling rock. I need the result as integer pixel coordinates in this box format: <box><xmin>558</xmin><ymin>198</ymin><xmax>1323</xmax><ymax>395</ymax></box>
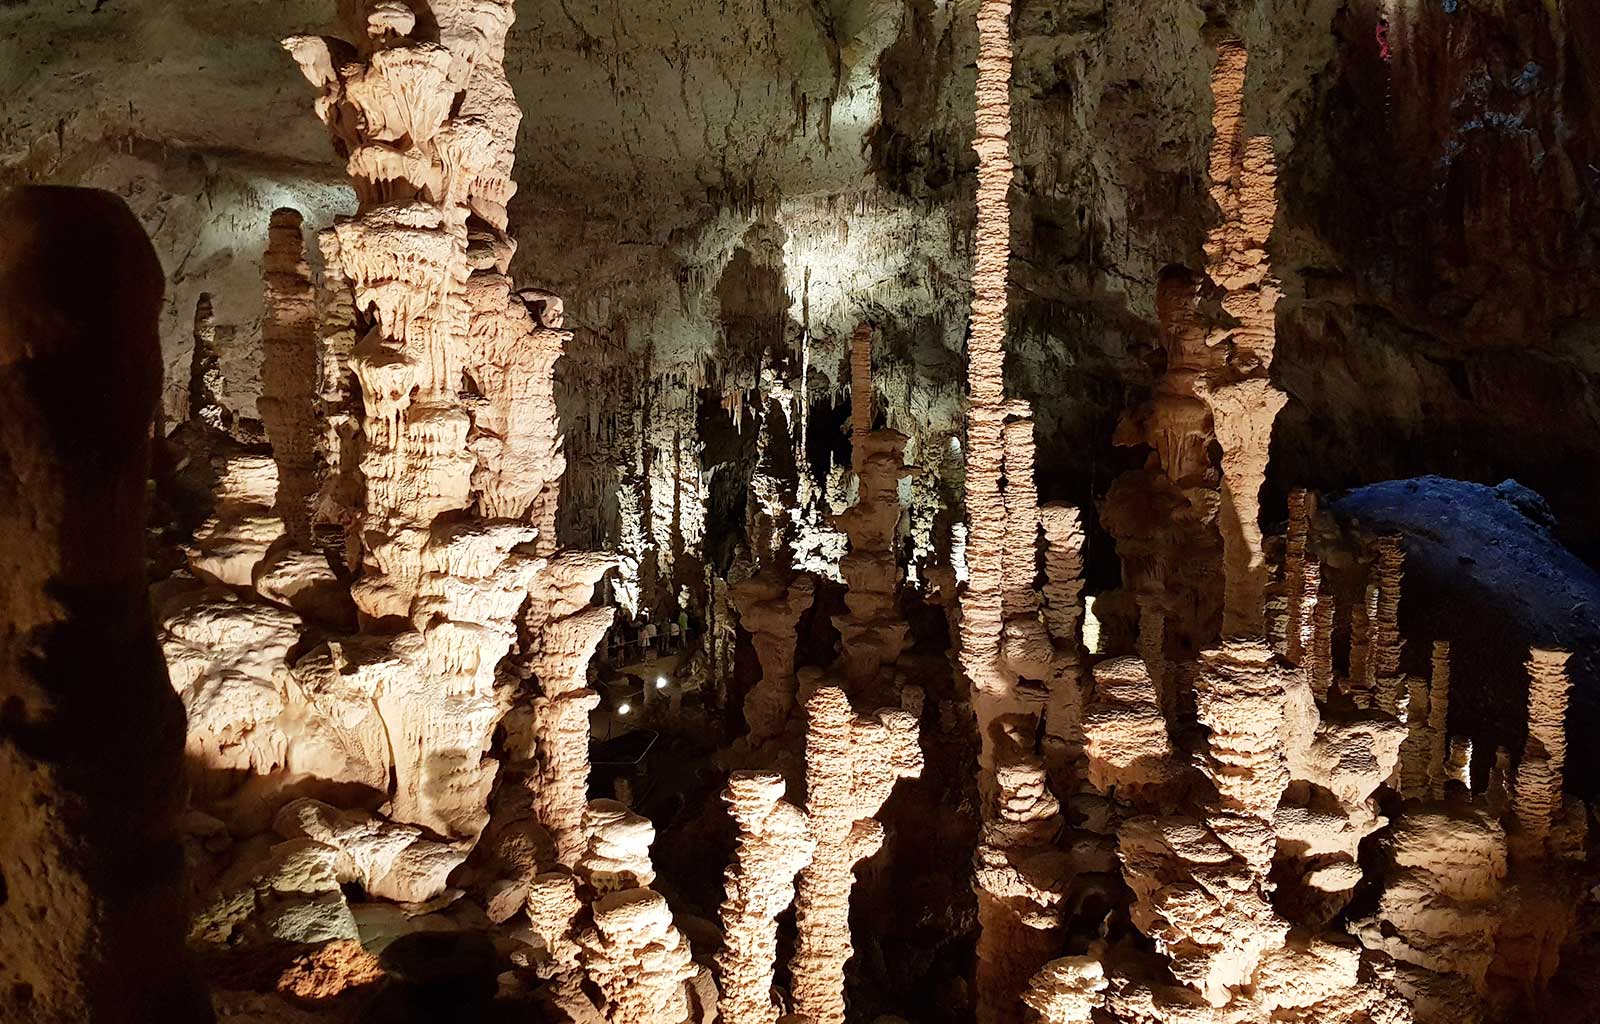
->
<box><xmin>4</xmin><ymin>0</ymin><xmax>1597</xmax><ymax>552</ymax></box>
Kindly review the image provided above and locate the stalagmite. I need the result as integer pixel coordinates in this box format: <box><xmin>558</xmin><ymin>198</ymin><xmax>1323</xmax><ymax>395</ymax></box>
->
<box><xmin>1040</xmin><ymin>504</ymin><xmax>1086</xmax><ymax>647</ymax></box>
<box><xmin>313</xmin><ymin>228</ymin><xmax>361</xmax><ymax>534</ymax></box>
<box><xmin>973</xmin><ymin>736</ymin><xmax>1071</xmax><ymax>1024</ymax></box>
<box><xmin>189</xmin><ymin>290</ymin><xmax>231</xmax><ymax>434</ymax></box>
<box><xmin>732</xmin><ymin>572</ymin><xmax>817</xmax><ymax>741</ymax></box>
<box><xmin>526</xmin><ymin>553</ymin><xmax>621</xmax><ymax>867</ymax></box>
<box><xmin>717</xmin><ymin>771</ymin><xmax>816</xmax><ymax>1024</ymax></box>
<box><xmin>1372</xmin><ymin>536</ymin><xmax>1405</xmax><ymax>679</ymax></box>
<box><xmin>1426</xmin><ymin>642</ymin><xmax>1452</xmax><ymax>800</ymax></box>
<box><xmin>282</xmin><ymin>0</ymin><xmax>618</xmax><ymax>886</ymax></box>
<box><xmin>1199</xmin><ymin>38</ymin><xmax>1286</xmax><ymax>638</ymax></box>
<box><xmin>1308</xmin><ymin>563</ymin><xmax>1334</xmax><ymax>702</ymax></box>
<box><xmin>1082</xmin><ymin>656</ymin><xmax>1177</xmax><ymax>798</ymax></box>
<box><xmin>0</xmin><ymin>186</ymin><xmax>212</xmax><ymax>1024</ymax></box>
<box><xmin>579</xmin><ymin>799</ymin><xmax>658</xmax><ymax>894</ymax></box>
<box><xmin>260</xmin><ymin>208</ymin><xmax>321</xmax><ymax>545</ymax></box>
<box><xmin>791</xmin><ymin>686</ymin><xmax>922</xmax><ymax>1024</ymax></box>
<box><xmin>1022</xmin><ymin>957</ymin><xmax>1107</xmax><ymax>1023</ymax></box>
<box><xmin>834</xmin><ymin>323</ymin><xmax>911</xmax><ymax>691</ymax></box>
<box><xmin>1511</xmin><ymin>648</ymin><xmax>1571</xmax><ymax>856</ymax></box>
<box><xmin>578</xmin><ymin>888</ymin><xmax>697</xmax><ymax>1024</ymax></box>
<box><xmin>1284</xmin><ymin>489</ymin><xmax>1315</xmax><ymax>664</ymax></box>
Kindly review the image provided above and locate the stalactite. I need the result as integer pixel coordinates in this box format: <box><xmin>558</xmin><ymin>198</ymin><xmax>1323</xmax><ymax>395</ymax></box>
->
<box><xmin>260</xmin><ymin>207</ymin><xmax>322</xmax><ymax>546</ymax></box>
<box><xmin>717</xmin><ymin>771</ymin><xmax>815</xmax><ymax>1024</ymax></box>
<box><xmin>791</xmin><ymin>686</ymin><xmax>922</xmax><ymax>1024</ymax></box>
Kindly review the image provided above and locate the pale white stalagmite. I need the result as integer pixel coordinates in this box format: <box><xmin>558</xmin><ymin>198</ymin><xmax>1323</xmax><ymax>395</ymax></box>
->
<box><xmin>960</xmin><ymin>0</ymin><xmax>1012</xmax><ymax>714</ymax></box>
<box><xmin>717</xmin><ymin>771</ymin><xmax>816</xmax><ymax>1024</ymax></box>
<box><xmin>525</xmin><ymin>553</ymin><xmax>620</xmax><ymax>866</ymax></box>
<box><xmin>188</xmin><ymin>454</ymin><xmax>285</xmax><ymax>587</ymax></box>
<box><xmin>578</xmin><ymin>888</ymin><xmax>697</xmax><ymax>1024</ymax></box>
<box><xmin>260</xmin><ymin>208</ymin><xmax>322</xmax><ymax>546</ymax></box>
<box><xmin>283</xmin><ymin>0</ymin><xmax>614</xmax><ymax>857</ymax></box>
<box><xmin>1082</xmin><ymin>656</ymin><xmax>1176</xmax><ymax>797</ymax></box>
<box><xmin>1349</xmin><ymin>582</ymin><xmax>1379</xmax><ymax>706</ymax></box>
<box><xmin>188</xmin><ymin>291</ymin><xmax>230</xmax><ymax>434</ymax></box>
<box><xmin>1511</xmin><ymin>648</ymin><xmax>1571</xmax><ymax>855</ymax></box>
<box><xmin>1308</xmin><ymin>563</ymin><xmax>1334</xmax><ymax>702</ymax></box>
<box><xmin>1199</xmin><ymin>38</ymin><xmax>1286</xmax><ymax>638</ymax></box>
<box><xmin>973</xmin><ymin>735</ymin><xmax>1071</xmax><ymax>1024</ymax></box>
<box><xmin>579</xmin><ymin>799</ymin><xmax>658</xmax><ymax>894</ymax></box>
<box><xmin>791</xmin><ymin>686</ymin><xmax>922</xmax><ymax>1024</ymax></box>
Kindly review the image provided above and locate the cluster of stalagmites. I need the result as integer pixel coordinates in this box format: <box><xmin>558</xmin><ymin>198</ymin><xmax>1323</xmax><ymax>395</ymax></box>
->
<box><xmin>72</xmin><ymin>0</ymin><xmax>1593</xmax><ymax>1021</ymax></box>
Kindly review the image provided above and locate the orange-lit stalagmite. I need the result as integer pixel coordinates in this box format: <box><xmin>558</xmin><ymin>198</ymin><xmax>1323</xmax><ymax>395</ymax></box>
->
<box><xmin>1199</xmin><ymin>38</ymin><xmax>1286</xmax><ymax>639</ymax></box>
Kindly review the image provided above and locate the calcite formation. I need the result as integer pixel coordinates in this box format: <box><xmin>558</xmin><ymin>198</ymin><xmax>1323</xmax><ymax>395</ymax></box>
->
<box><xmin>718</xmin><ymin>771</ymin><xmax>816</xmax><ymax>1024</ymax></box>
<box><xmin>259</xmin><ymin>208</ymin><xmax>321</xmax><ymax>546</ymax></box>
<box><xmin>792</xmin><ymin>685</ymin><xmax>922</xmax><ymax>1024</ymax></box>
<box><xmin>832</xmin><ymin>323</ymin><xmax>911</xmax><ymax>691</ymax></box>
<box><xmin>0</xmin><ymin>187</ymin><xmax>211</xmax><ymax>1024</ymax></box>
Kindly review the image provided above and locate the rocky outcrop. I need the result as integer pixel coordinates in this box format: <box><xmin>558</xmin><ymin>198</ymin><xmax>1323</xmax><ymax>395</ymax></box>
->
<box><xmin>0</xmin><ymin>186</ymin><xmax>212</xmax><ymax>1024</ymax></box>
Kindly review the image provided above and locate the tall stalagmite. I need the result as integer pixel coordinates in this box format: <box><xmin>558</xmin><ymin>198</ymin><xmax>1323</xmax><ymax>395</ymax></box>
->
<box><xmin>791</xmin><ymin>686</ymin><xmax>922</xmax><ymax>1024</ymax></box>
<box><xmin>1199</xmin><ymin>38</ymin><xmax>1286</xmax><ymax>637</ymax></box>
<box><xmin>0</xmin><ymin>186</ymin><xmax>213</xmax><ymax>1024</ymax></box>
<box><xmin>260</xmin><ymin>208</ymin><xmax>322</xmax><ymax>546</ymax></box>
<box><xmin>718</xmin><ymin>771</ymin><xmax>816</xmax><ymax>1024</ymax></box>
<box><xmin>283</xmin><ymin>0</ymin><xmax>613</xmax><ymax>862</ymax></box>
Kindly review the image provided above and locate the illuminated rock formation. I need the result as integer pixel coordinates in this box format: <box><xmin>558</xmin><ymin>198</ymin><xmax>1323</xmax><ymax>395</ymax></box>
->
<box><xmin>792</xmin><ymin>686</ymin><xmax>922</xmax><ymax>1024</ymax></box>
<box><xmin>1022</xmin><ymin>957</ymin><xmax>1107</xmax><ymax>1023</ymax></box>
<box><xmin>579</xmin><ymin>799</ymin><xmax>658</xmax><ymax>894</ymax></box>
<box><xmin>189</xmin><ymin>453</ymin><xmax>285</xmax><ymax>588</ymax></box>
<box><xmin>732</xmin><ymin>571</ymin><xmax>816</xmax><ymax>742</ymax></box>
<box><xmin>973</xmin><ymin>735</ymin><xmax>1071</xmax><ymax>1024</ymax></box>
<box><xmin>1510</xmin><ymin>648</ymin><xmax>1571</xmax><ymax>857</ymax></box>
<box><xmin>273</xmin><ymin>798</ymin><xmax>460</xmax><ymax>903</ymax></box>
<box><xmin>1283</xmin><ymin>489</ymin><xmax>1315</xmax><ymax>664</ymax></box>
<box><xmin>526</xmin><ymin>552</ymin><xmax>620</xmax><ymax>867</ymax></box>
<box><xmin>1193</xmin><ymin>640</ymin><xmax>1289</xmax><ymax>875</ymax></box>
<box><xmin>1082</xmin><ymin>656</ymin><xmax>1177</xmax><ymax>798</ymax></box>
<box><xmin>717</xmin><ymin>771</ymin><xmax>816</xmax><ymax>1024</ymax></box>
<box><xmin>834</xmin><ymin>323</ymin><xmax>911</xmax><ymax>690</ymax></box>
<box><xmin>313</xmin><ymin>228</ymin><xmax>362</xmax><ymax>534</ymax></box>
<box><xmin>1352</xmin><ymin>806</ymin><xmax>1507</xmax><ymax>1016</ymax></box>
<box><xmin>260</xmin><ymin>208</ymin><xmax>321</xmax><ymax>546</ymax></box>
<box><xmin>0</xmin><ymin>186</ymin><xmax>211</xmax><ymax>1024</ymax></box>
<box><xmin>578</xmin><ymin>888</ymin><xmax>697</xmax><ymax>1024</ymax></box>
<box><xmin>1199</xmin><ymin>38</ymin><xmax>1286</xmax><ymax>638</ymax></box>
<box><xmin>282</xmin><ymin>0</ymin><xmax>616</xmax><ymax>869</ymax></box>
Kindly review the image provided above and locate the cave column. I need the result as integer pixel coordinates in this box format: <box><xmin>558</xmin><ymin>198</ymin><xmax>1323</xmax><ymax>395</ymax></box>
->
<box><xmin>0</xmin><ymin>186</ymin><xmax>213</xmax><ymax>1024</ymax></box>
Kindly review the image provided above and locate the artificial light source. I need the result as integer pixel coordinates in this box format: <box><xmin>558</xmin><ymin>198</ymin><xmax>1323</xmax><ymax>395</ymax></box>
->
<box><xmin>617</xmin><ymin>702</ymin><xmax>632</xmax><ymax>716</ymax></box>
<box><xmin>655</xmin><ymin>676</ymin><xmax>669</xmax><ymax>690</ymax></box>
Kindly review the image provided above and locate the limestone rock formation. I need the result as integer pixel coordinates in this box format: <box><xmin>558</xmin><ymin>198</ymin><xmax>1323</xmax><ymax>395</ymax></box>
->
<box><xmin>0</xmin><ymin>186</ymin><xmax>212</xmax><ymax>1024</ymax></box>
<box><xmin>718</xmin><ymin>771</ymin><xmax>816</xmax><ymax>1024</ymax></box>
<box><xmin>792</xmin><ymin>686</ymin><xmax>922</xmax><ymax>1024</ymax></box>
